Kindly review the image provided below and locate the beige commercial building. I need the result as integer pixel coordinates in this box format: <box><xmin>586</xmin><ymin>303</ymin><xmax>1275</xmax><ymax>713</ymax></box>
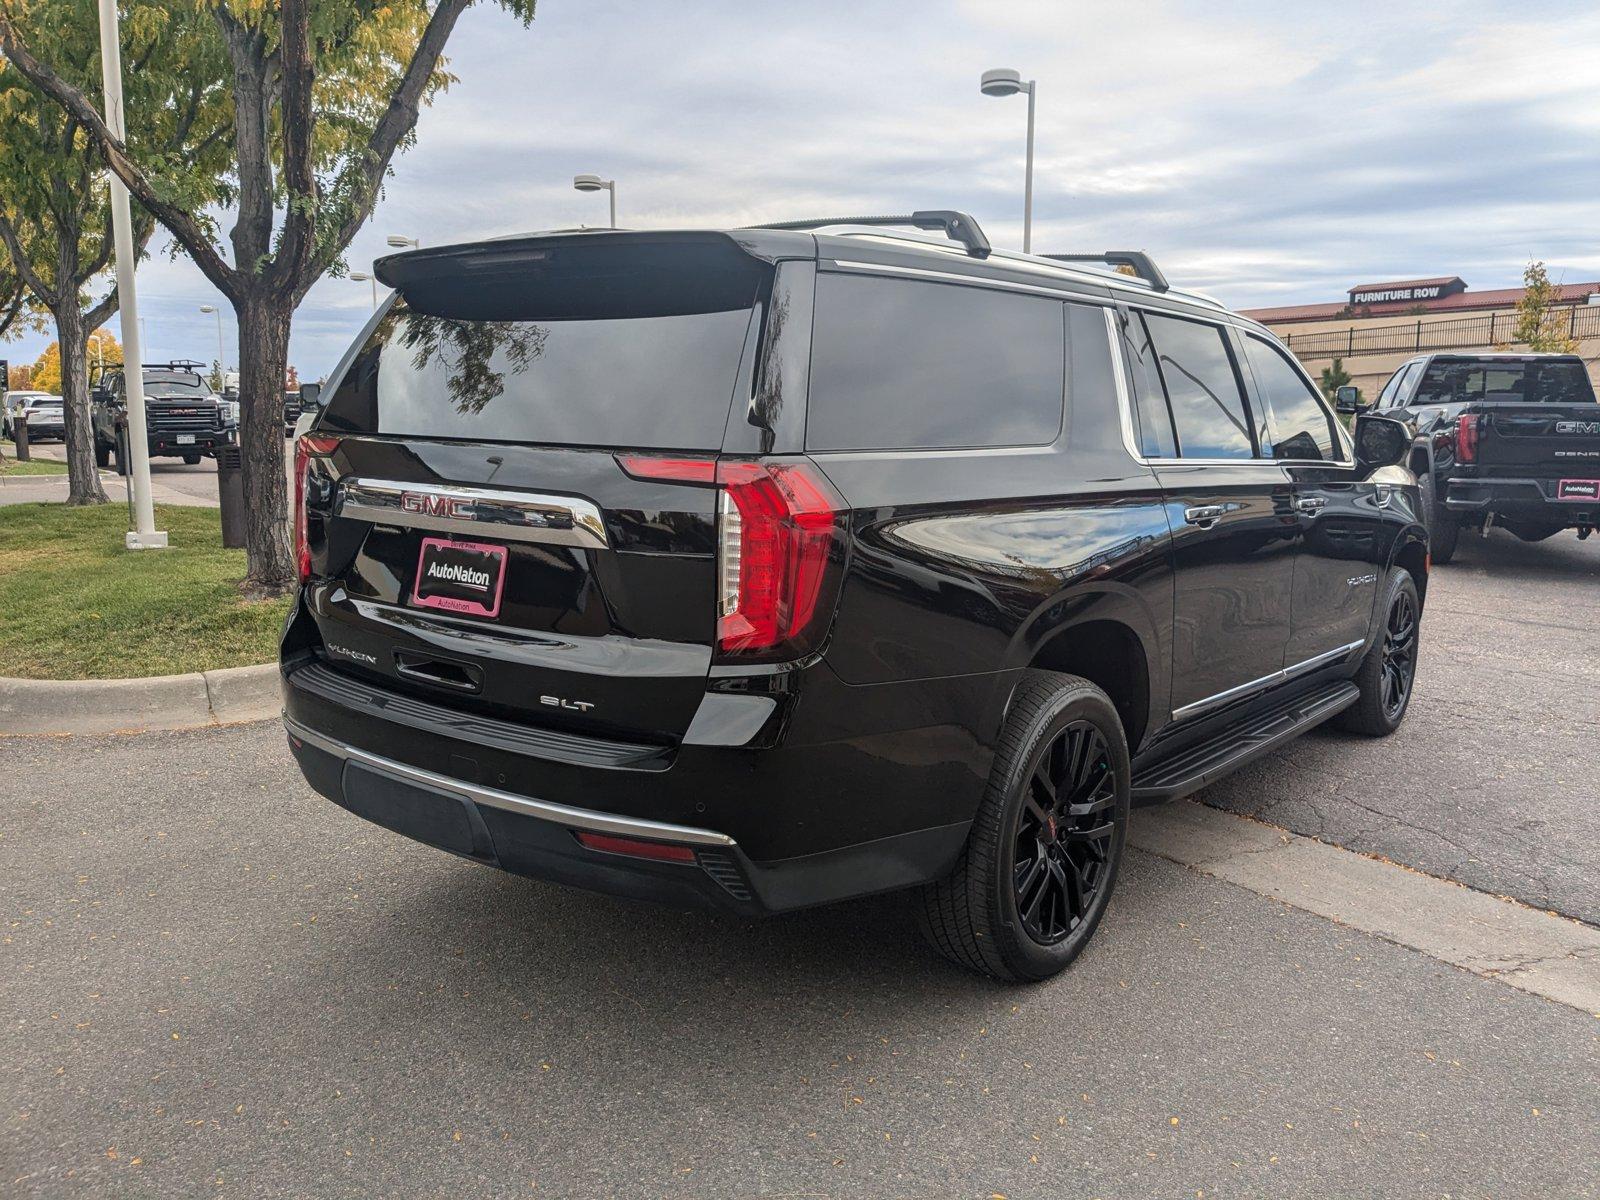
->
<box><xmin>1239</xmin><ymin>276</ymin><xmax>1600</xmax><ymax>402</ymax></box>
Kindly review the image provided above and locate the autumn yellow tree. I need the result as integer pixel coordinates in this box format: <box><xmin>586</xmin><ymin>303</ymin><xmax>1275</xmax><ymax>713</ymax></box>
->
<box><xmin>30</xmin><ymin>329</ymin><xmax>121</xmax><ymax>393</ymax></box>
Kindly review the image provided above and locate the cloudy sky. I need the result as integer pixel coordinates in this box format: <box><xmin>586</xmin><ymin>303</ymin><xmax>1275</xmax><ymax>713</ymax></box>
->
<box><xmin>8</xmin><ymin>0</ymin><xmax>1600</xmax><ymax>379</ymax></box>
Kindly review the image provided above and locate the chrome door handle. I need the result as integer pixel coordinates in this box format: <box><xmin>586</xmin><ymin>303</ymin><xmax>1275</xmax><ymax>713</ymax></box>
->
<box><xmin>1294</xmin><ymin>496</ymin><xmax>1328</xmax><ymax>514</ymax></box>
<box><xmin>1184</xmin><ymin>505</ymin><xmax>1226</xmax><ymax>527</ymax></box>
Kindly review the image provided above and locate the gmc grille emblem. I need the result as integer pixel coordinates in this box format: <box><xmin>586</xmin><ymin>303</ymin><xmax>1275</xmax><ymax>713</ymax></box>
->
<box><xmin>401</xmin><ymin>492</ymin><xmax>470</xmax><ymax>519</ymax></box>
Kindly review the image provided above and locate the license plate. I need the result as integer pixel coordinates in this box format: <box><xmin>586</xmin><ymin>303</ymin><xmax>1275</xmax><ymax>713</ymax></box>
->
<box><xmin>1556</xmin><ymin>478</ymin><xmax>1600</xmax><ymax>501</ymax></box>
<box><xmin>176</xmin><ymin>434</ymin><xmax>196</xmax><ymax>445</ymax></box>
<box><xmin>411</xmin><ymin>536</ymin><xmax>507</xmax><ymax>618</ymax></box>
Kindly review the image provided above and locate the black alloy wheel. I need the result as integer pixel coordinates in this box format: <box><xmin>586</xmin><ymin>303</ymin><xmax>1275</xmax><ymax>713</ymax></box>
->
<box><xmin>1336</xmin><ymin>567</ymin><xmax>1421</xmax><ymax>737</ymax></box>
<box><xmin>919</xmin><ymin>670</ymin><xmax>1131</xmax><ymax>982</ymax></box>
<box><xmin>1380</xmin><ymin>589</ymin><xmax>1418</xmax><ymax>721</ymax></box>
<box><xmin>1013</xmin><ymin>720</ymin><xmax>1117</xmax><ymax>946</ymax></box>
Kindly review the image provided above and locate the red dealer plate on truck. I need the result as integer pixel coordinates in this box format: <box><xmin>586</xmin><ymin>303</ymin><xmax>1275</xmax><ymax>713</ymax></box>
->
<box><xmin>411</xmin><ymin>536</ymin><xmax>508</xmax><ymax>619</ymax></box>
<box><xmin>1556</xmin><ymin>479</ymin><xmax>1600</xmax><ymax>501</ymax></box>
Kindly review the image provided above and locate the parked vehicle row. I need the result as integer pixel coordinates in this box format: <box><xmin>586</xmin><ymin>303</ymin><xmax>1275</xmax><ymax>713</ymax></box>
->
<box><xmin>1340</xmin><ymin>352</ymin><xmax>1600</xmax><ymax>562</ymax></box>
<box><xmin>280</xmin><ymin>213</ymin><xmax>1427</xmax><ymax>982</ymax></box>
<box><xmin>3</xmin><ymin>389</ymin><xmax>64</xmax><ymax>443</ymax></box>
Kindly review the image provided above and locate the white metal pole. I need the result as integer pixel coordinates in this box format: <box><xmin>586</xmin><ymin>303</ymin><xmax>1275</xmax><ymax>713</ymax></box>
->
<box><xmin>97</xmin><ymin>0</ymin><xmax>165</xmax><ymax>549</ymax></box>
<box><xmin>370</xmin><ymin>276</ymin><xmax>377</xmax><ymax>309</ymax></box>
<box><xmin>608</xmin><ymin>184</ymin><xmax>616</xmax><ymax>229</ymax></box>
<box><xmin>214</xmin><ymin>309</ymin><xmax>225</xmax><ymax>375</ymax></box>
<box><xmin>1022</xmin><ymin>81</ymin><xmax>1036</xmax><ymax>254</ymax></box>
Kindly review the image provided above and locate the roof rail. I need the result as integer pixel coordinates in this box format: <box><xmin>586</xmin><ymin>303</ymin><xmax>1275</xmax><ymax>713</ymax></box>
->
<box><xmin>1043</xmin><ymin>251</ymin><xmax>1169</xmax><ymax>293</ymax></box>
<box><xmin>750</xmin><ymin>210</ymin><xmax>991</xmax><ymax>259</ymax></box>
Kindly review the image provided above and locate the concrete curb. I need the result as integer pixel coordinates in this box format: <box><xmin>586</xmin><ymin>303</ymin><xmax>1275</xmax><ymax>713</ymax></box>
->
<box><xmin>0</xmin><ymin>663</ymin><xmax>279</xmax><ymax>736</ymax></box>
<box><xmin>1132</xmin><ymin>799</ymin><xmax>1600</xmax><ymax>1014</ymax></box>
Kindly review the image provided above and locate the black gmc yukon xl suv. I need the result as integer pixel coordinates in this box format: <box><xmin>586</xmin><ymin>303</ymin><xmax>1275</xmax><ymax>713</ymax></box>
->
<box><xmin>282</xmin><ymin>213</ymin><xmax>1427</xmax><ymax>981</ymax></box>
<box><xmin>1347</xmin><ymin>352</ymin><xmax>1600</xmax><ymax>562</ymax></box>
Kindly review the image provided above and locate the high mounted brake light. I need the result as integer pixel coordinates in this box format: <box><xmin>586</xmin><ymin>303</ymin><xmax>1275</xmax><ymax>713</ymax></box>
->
<box><xmin>294</xmin><ymin>434</ymin><xmax>341</xmax><ymax>583</ymax></box>
<box><xmin>1455</xmin><ymin>413</ymin><xmax>1479</xmax><ymax>464</ymax></box>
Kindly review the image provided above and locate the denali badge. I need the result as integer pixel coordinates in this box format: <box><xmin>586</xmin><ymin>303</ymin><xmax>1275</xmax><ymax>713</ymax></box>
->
<box><xmin>1347</xmin><ymin>574</ymin><xmax>1377</xmax><ymax>587</ymax></box>
<box><xmin>541</xmin><ymin>694</ymin><xmax>596</xmax><ymax>713</ymax></box>
<box><xmin>1556</xmin><ymin>420</ymin><xmax>1600</xmax><ymax>435</ymax></box>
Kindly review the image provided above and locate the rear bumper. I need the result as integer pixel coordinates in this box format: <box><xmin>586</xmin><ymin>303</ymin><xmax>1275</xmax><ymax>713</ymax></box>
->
<box><xmin>1444</xmin><ymin>476</ymin><xmax>1600</xmax><ymax>526</ymax></box>
<box><xmin>285</xmin><ymin>713</ymin><xmax>969</xmax><ymax>915</ymax></box>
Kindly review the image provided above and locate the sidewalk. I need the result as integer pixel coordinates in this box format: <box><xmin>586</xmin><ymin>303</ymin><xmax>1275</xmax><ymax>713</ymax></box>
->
<box><xmin>1</xmin><ymin>439</ymin><xmax>294</xmax><ymax>509</ymax></box>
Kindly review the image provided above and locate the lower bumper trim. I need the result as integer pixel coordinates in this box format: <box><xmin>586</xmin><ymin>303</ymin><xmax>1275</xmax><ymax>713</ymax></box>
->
<box><xmin>282</xmin><ymin>714</ymin><xmax>735</xmax><ymax>848</ymax></box>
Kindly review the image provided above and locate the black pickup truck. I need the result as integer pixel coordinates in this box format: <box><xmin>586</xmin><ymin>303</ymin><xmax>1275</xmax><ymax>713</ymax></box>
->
<box><xmin>1344</xmin><ymin>352</ymin><xmax>1600</xmax><ymax>562</ymax></box>
<box><xmin>91</xmin><ymin>360</ymin><xmax>234</xmax><ymax>466</ymax></box>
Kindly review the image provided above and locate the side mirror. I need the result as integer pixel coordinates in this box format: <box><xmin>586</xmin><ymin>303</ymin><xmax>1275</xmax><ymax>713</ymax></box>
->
<box><xmin>298</xmin><ymin>382</ymin><xmax>323</xmax><ymax>409</ymax></box>
<box><xmin>1334</xmin><ymin>385</ymin><xmax>1365</xmax><ymax>414</ymax></box>
<box><xmin>1354</xmin><ymin>413</ymin><xmax>1410</xmax><ymax>471</ymax></box>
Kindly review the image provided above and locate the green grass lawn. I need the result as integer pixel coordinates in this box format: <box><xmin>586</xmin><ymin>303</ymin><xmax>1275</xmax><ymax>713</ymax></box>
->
<box><xmin>0</xmin><ymin>503</ymin><xmax>289</xmax><ymax>679</ymax></box>
<box><xmin>0</xmin><ymin>456</ymin><xmax>70</xmax><ymax>476</ymax></box>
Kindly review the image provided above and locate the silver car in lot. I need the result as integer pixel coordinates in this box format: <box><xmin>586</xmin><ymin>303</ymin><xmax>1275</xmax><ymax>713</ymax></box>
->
<box><xmin>3</xmin><ymin>391</ymin><xmax>65</xmax><ymax>442</ymax></box>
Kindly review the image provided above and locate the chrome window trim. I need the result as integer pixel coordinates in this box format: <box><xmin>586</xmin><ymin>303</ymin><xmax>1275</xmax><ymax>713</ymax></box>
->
<box><xmin>337</xmin><ymin>478</ymin><xmax>609</xmax><ymax>549</ymax></box>
<box><xmin>1104</xmin><ymin>307</ymin><xmax>1358</xmax><ymax>472</ymax></box>
<box><xmin>284</xmin><ymin>716</ymin><xmax>737</xmax><ymax>847</ymax></box>
<box><xmin>1171</xmin><ymin>640</ymin><xmax>1365</xmax><ymax>722</ymax></box>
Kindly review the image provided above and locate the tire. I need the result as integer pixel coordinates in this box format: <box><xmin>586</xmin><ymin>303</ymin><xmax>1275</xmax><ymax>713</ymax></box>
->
<box><xmin>182</xmin><ymin>452</ymin><xmax>201</xmax><ymax>465</ymax></box>
<box><xmin>919</xmin><ymin>670</ymin><xmax>1131</xmax><ymax>983</ymax></box>
<box><xmin>1425</xmin><ymin>477</ymin><xmax>1461</xmax><ymax>565</ymax></box>
<box><xmin>1336</xmin><ymin>568</ymin><xmax>1421</xmax><ymax>737</ymax></box>
<box><xmin>94</xmin><ymin>440</ymin><xmax>110</xmax><ymax>468</ymax></box>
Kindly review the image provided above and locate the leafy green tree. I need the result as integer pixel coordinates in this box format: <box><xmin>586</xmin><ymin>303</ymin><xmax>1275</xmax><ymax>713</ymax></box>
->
<box><xmin>1511</xmin><ymin>260</ymin><xmax>1578</xmax><ymax>353</ymax></box>
<box><xmin>0</xmin><ymin>1</ymin><xmax>224</xmax><ymax>504</ymax></box>
<box><xmin>1</xmin><ymin>0</ymin><xmax>538</xmax><ymax>590</ymax></box>
<box><xmin>1318</xmin><ymin>358</ymin><xmax>1353</xmax><ymax>403</ymax></box>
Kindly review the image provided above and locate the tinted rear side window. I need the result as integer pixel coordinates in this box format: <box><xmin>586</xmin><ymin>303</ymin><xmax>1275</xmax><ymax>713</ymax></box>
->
<box><xmin>806</xmin><ymin>273</ymin><xmax>1064</xmax><ymax>452</ymax></box>
<box><xmin>1141</xmin><ymin>313</ymin><xmax>1255</xmax><ymax>459</ymax></box>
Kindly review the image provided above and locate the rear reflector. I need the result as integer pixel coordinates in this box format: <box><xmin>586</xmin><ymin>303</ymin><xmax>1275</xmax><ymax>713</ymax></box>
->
<box><xmin>574</xmin><ymin>831</ymin><xmax>698</xmax><ymax>863</ymax></box>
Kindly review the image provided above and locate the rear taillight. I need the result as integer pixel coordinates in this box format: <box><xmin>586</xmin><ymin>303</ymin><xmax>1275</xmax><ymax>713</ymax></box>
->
<box><xmin>611</xmin><ymin>452</ymin><xmax>846</xmax><ymax>659</ymax></box>
<box><xmin>1455</xmin><ymin>414</ymin><xmax>1479</xmax><ymax>464</ymax></box>
<box><xmin>294</xmin><ymin>434</ymin><xmax>341</xmax><ymax>582</ymax></box>
<box><xmin>715</xmin><ymin>459</ymin><xmax>843</xmax><ymax>656</ymax></box>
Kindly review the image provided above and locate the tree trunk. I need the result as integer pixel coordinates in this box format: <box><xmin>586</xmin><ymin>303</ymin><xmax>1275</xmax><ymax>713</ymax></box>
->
<box><xmin>235</xmin><ymin>291</ymin><xmax>294</xmax><ymax>592</ymax></box>
<box><xmin>54</xmin><ymin>304</ymin><xmax>109</xmax><ymax>506</ymax></box>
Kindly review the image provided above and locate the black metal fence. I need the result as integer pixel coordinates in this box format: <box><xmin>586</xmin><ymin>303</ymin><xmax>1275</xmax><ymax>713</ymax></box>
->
<box><xmin>1280</xmin><ymin>303</ymin><xmax>1600</xmax><ymax>361</ymax></box>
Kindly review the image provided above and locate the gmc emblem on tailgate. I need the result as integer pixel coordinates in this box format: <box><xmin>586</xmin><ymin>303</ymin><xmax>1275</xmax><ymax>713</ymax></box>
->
<box><xmin>1555</xmin><ymin>420</ymin><xmax>1600</xmax><ymax>435</ymax></box>
<box><xmin>401</xmin><ymin>491</ymin><xmax>470</xmax><ymax>519</ymax></box>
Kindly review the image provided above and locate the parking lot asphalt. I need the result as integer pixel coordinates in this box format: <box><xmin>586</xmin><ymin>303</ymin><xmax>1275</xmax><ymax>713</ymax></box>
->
<box><xmin>1202</xmin><ymin>526</ymin><xmax>1600</xmax><ymax>926</ymax></box>
<box><xmin>3</xmin><ymin>723</ymin><xmax>1598</xmax><ymax>1199</ymax></box>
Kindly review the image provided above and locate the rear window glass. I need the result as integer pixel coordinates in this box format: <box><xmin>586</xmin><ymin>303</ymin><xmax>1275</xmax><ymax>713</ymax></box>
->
<box><xmin>806</xmin><ymin>273</ymin><xmax>1064</xmax><ymax>452</ymax></box>
<box><xmin>1141</xmin><ymin>312</ymin><xmax>1255</xmax><ymax>459</ymax></box>
<box><xmin>1245</xmin><ymin>335</ymin><xmax>1342</xmax><ymax>461</ymax></box>
<box><xmin>1414</xmin><ymin>359</ymin><xmax>1597</xmax><ymax>406</ymax></box>
<box><xmin>321</xmin><ymin>239</ymin><xmax>766</xmax><ymax>449</ymax></box>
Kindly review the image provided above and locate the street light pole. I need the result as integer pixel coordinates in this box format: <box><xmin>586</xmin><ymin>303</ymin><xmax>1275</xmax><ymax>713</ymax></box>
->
<box><xmin>97</xmin><ymin>0</ymin><xmax>165</xmax><ymax>549</ymax></box>
<box><xmin>980</xmin><ymin>68</ymin><xmax>1038</xmax><ymax>254</ymax></box>
<box><xmin>199</xmin><ymin>304</ymin><xmax>225</xmax><ymax>377</ymax></box>
<box><xmin>573</xmin><ymin>175</ymin><xmax>617</xmax><ymax>228</ymax></box>
<box><xmin>349</xmin><ymin>273</ymin><xmax>379</xmax><ymax>309</ymax></box>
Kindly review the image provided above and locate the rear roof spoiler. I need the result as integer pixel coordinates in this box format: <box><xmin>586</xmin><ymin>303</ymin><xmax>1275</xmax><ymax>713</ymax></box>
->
<box><xmin>1043</xmin><ymin>251</ymin><xmax>1169</xmax><ymax>292</ymax></box>
<box><xmin>749</xmin><ymin>210</ymin><xmax>992</xmax><ymax>259</ymax></box>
